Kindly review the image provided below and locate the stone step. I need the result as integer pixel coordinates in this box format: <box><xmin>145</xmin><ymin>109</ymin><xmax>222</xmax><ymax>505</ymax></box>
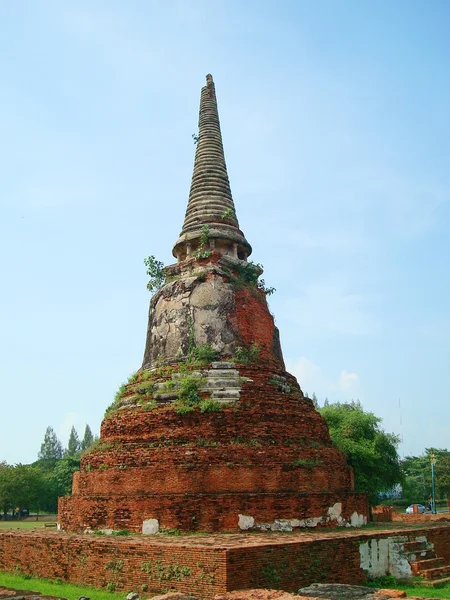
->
<box><xmin>419</xmin><ymin>575</ymin><xmax>450</xmax><ymax>587</ymax></box>
<box><xmin>202</xmin><ymin>379</ymin><xmax>241</xmax><ymax>389</ymax></box>
<box><xmin>403</xmin><ymin>541</ymin><xmax>428</xmax><ymax>552</ymax></box>
<box><xmin>211</xmin><ymin>361</ymin><xmax>236</xmax><ymax>369</ymax></box>
<box><xmin>211</xmin><ymin>389</ymin><xmax>241</xmax><ymax>401</ymax></box>
<box><xmin>206</xmin><ymin>369</ymin><xmax>240</xmax><ymax>378</ymax></box>
<box><xmin>408</xmin><ymin>550</ymin><xmax>437</xmax><ymax>562</ymax></box>
<box><xmin>421</xmin><ymin>565</ymin><xmax>450</xmax><ymax>580</ymax></box>
<box><xmin>153</xmin><ymin>392</ymin><xmax>178</xmax><ymax>402</ymax></box>
<box><xmin>411</xmin><ymin>557</ymin><xmax>445</xmax><ymax>573</ymax></box>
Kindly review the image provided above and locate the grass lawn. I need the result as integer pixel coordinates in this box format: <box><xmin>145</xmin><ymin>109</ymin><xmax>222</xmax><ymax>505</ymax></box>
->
<box><xmin>0</xmin><ymin>521</ymin><xmax>55</xmax><ymax>530</ymax></box>
<box><xmin>2</xmin><ymin>570</ymin><xmax>450</xmax><ymax>600</ymax></box>
<box><xmin>367</xmin><ymin>577</ymin><xmax>450</xmax><ymax>599</ymax></box>
<box><xmin>0</xmin><ymin>571</ymin><xmax>129</xmax><ymax>600</ymax></box>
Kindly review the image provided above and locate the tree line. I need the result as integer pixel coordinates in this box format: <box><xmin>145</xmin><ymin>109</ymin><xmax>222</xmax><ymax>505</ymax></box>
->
<box><xmin>0</xmin><ymin>424</ymin><xmax>96</xmax><ymax>519</ymax></box>
<box><xmin>311</xmin><ymin>395</ymin><xmax>450</xmax><ymax>507</ymax></box>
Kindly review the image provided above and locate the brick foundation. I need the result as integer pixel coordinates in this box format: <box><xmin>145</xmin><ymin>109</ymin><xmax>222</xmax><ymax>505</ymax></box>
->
<box><xmin>2</xmin><ymin>526</ymin><xmax>450</xmax><ymax>598</ymax></box>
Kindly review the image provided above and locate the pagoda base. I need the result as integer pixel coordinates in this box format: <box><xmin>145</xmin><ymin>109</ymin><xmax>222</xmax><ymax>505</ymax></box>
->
<box><xmin>58</xmin><ymin>490</ymin><xmax>368</xmax><ymax>533</ymax></box>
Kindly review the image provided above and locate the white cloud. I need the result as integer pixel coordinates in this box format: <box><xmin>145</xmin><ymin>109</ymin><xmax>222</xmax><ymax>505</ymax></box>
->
<box><xmin>334</xmin><ymin>370</ymin><xmax>360</xmax><ymax>396</ymax></box>
<box><xmin>287</xmin><ymin>356</ymin><xmax>322</xmax><ymax>395</ymax></box>
<box><xmin>287</xmin><ymin>357</ymin><xmax>361</xmax><ymax>403</ymax></box>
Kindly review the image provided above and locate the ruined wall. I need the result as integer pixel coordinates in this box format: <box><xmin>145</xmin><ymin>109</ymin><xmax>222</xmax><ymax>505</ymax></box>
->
<box><xmin>3</xmin><ymin>527</ymin><xmax>450</xmax><ymax>598</ymax></box>
<box><xmin>142</xmin><ymin>256</ymin><xmax>284</xmax><ymax>369</ymax></box>
<box><xmin>59</xmin><ymin>362</ymin><xmax>367</xmax><ymax>533</ymax></box>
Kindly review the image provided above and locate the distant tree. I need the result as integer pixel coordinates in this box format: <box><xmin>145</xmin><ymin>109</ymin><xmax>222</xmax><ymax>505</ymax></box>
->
<box><xmin>311</xmin><ymin>393</ymin><xmax>319</xmax><ymax>408</ymax></box>
<box><xmin>0</xmin><ymin>464</ymin><xmax>45</xmax><ymax>518</ymax></box>
<box><xmin>38</xmin><ymin>427</ymin><xmax>63</xmax><ymax>467</ymax></box>
<box><xmin>51</xmin><ymin>457</ymin><xmax>80</xmax><ymax>497</ymax></box>
<box><xmin>319</xmin><ymin>400</ymin><xmax>402</xmax><ymax>505</ymax></box>
<box><xmin>0</xmin><ymin>462</ymin><xmax>13</xmax><ymax>518</ymax></box>
<box><xmin>66</xmin><ymin>426</ymin><xmax>80</xmax><ymax>458</ymax></box>
<box><xmin>402</xmin><ymin>448</ymin><xmax>450</xmax><ymax>503</ymax></box>
<box><xmin>80</xmin><ymin>424</ymin><xmax>94</xmax><ymax>452</ymax></box>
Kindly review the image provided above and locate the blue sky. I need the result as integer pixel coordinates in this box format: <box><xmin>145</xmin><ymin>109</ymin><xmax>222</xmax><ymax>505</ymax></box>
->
<box><xmin>1</xmin><ymin>0</ymin><xmax>449</xmax><ymax>464</ymax></box>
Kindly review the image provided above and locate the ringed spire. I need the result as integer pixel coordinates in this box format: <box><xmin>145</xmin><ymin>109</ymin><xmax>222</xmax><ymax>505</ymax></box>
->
<box><xmin>173</xmin><ymin>74</ymin><xmax>252</xmax><ymax>261</ymax></box>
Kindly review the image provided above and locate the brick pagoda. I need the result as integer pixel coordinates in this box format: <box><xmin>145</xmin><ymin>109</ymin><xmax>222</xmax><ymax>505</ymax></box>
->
<box><xmin>59</xmin><ymin>75</ymin><xmax>368</xmax><ymax>534</ymax></box>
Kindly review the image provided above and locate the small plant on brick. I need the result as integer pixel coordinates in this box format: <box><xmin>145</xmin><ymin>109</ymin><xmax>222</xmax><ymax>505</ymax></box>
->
<box><xmin>174</xmin><ymin>375</ymin><xmax>203</xmax><ymax>413</ymax></box>
<box><xmin>188</xmin><ymin>343</ymin><xmax>217</xmax><ymax>364</ymax></box>
<box><xmin>221</xmin><ymin>207</ymin><xmax>235</xmax><ymax>221</ymax></box>
<box><xmin>105</xmin><ymin>559</ymin><xmax>124</xmax><ymax>571</ymax></box>
<box><xmin>144</xmin><ymin>255</ymin><xmax>165</xmax><ymax>293</ymax></box>
<box><xmin>141</xmin><ymin>400</ymin><xmax>157</xmax><ymax>411</ymax></box>
<box><xmin>199</xmin><ymin>399</ymin><xmax>222</xmax><ymax>413</ymax></box>
<box><xmin>292</xmin><ymin>458</ymin><xmax>323</xmax><ymax>468</ymax></box>
<box><xmin>233</xmin><ymin>343</ymin><xmax>260</xmax><ymax>364</ymax></box>
<box><xmin>141</xmin><ymin>561</ymin><xmax>152</xmax><ymax>574</ymax></box>
<box><xmin>192</xmin><ymin>225</ymin><xmax>211</xmax><ymax>260</ymax></box>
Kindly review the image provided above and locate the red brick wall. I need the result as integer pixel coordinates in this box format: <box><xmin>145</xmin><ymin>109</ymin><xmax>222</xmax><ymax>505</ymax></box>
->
<box><xmin>3</xmin><ymin>527</ymin><xmax>450</xmax><ymax>598</ymax></box>
<box><xmin>59</xmin><ymin>490</ymin><xmax>368</xmax><ymax>533</ymax></box>
<box><xmin>0</xmin><ymin>531</ymin><xmax>226</xmax><ymax>598</ymax></box>
<box><xmin>59</xmin><ymin>363</ymin><xmax>367</xmax><ymax>532</ymax></box>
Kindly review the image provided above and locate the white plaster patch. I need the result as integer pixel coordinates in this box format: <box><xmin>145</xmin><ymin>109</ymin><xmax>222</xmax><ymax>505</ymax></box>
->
<box><xmin>296</xmin><ymin>517</ymin><xmax>323</xmax><ymax>528</ymax></box>
<box><xmin>238</xmin><ymin>514</ymin><xmax>255</xmax><ymax>530</ymax></box>
<box><xmin>56</xmin><ymin>523</ymin><xmax>61</xmax><ymax>531</ymax></box>
<box><xmin>142</xmin><ymin>518</ymin><xmax>160</xmax><ymax>534</ymax></box>
<box><xmin>327</xmin><ymin>502</ymin><xmax>342</xmax><ymax>520</ymax></box>
<box><xmin>271</xmin><ymin>520</ymin><xmax>293</xmax><ymax>532</ymax></box>
<box><xmin>350</xmin><ymin>511</ymin><xmax>366</xmax><ymax>527</ymax></box>
<box><xmin>360</xmin><ymin>535</ymin><xmax>413</xmax><ymax>581</ymax></box>
<box><xmin>360</xmin><ymin>538</ymin><xmax>390</xmax><ymax>577</ymax></box>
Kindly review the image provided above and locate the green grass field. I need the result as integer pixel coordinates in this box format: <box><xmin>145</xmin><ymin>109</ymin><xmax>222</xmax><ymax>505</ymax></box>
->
<box><xmin>0</xmin><ymin>521</ymin><xmax>56</xmax><ymax>530</ymax></box>
<box><xmin>0</xmin><ymin>572</ymin><xmax>130</xmax><ymax>600</ymax></box>
<box><xmin>2</xmin><ymin>570</ymin><xmax>450</xmax><ymax>600</ymax></box>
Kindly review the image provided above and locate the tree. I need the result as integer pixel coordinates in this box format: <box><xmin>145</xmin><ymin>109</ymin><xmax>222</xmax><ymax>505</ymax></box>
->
<box><xmin>66</xmin><ymin>426</ymin><xmax>80</xmax><ymax>458</ymax></box>
<box><xmin>38</xmin><ymin>426</ymin><xmax>63</xmax><ymax>467</ymax></box>
<box><xmin>0</xmin><ymin>462</ymin><xmax>13</xmax><ymax>518</ymax></box>
<box><xmin>402</xmin><ymin>448</ymin><xmax>450</xmax><ymax>503</ymax></box>
<box><xmin>319</xmin><ymin>400</ymin><xmax>402</xmax><ymax>505</ymax></box>
<box><xmin>144</xmin><ymin>256</ymin><xmax>165</xmax><ymax>293</ymax></box>
<box><xmin>80</xmin><ymin>424</ymin><xmax>94</xmax><ymax>452</ymax></box>
<box><xmin>0</xmin><ymin>464</ymin><xmax>45</xmax><ymax>518</ymax></box>
<box><xmin>50</xmin><ymin>457</ymin><xmax>80</xmax><ymax>497</ymax></box>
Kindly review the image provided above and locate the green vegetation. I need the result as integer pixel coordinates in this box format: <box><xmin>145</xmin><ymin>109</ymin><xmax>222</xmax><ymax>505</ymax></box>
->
<box><xmin>188</xmin><ymin>343</ymin><xmax>216</xmax><ymax>364</ymax></box>
<box><xmin>192</xmin><ymin>224</ymin><xmax>212</xmax><ymax>259</ymax></box>
<box><xmin>318</xmin><ymin>400</ymin><xmax>402</xmax><ymax>505</ymax></box>
<box><xmin>0</xmin><ymin>571</ymin><xmax>126</xmax><ymax>600</ymax></box>
<box><xmin>233</xmin><ymin>342</ymin><xmax>260</xmax><ymax>364</ymax></box>
<box><xmin>223</xmin><ymin>260</ymin><xmax>276</xmax><ymax>296</ymax></box>
<box><xmin>144</xmin><ymin>255</ymin><xmax>165</xmax><ymax>293</ymax></box>
<box><xmin>175</xmin><ymin>375</ymin><xmax>203</xmax><ymax>413</ymax></box>
<box><xmin>401</xmin><ymin>448</ymin><xmax>450</xmax><ymax>505</ymax></box>
<box><xmin>0</xmin><ymin>424</ymin><xmax>97</xmax><ymax>518</ymax></box>
<box><xmin>221</xmin><ymin>207</ymin><xmax>235</xmax><ymax>221</ymax></box>
<box><xmin>292</xmin><ymin>458</ymin><xmax>323</xmax><ymax>468</ymax></box>
<box><xmin>366</xmin><ymin>576</ymin><xmax>450</xmax><ymax>599</ymax></box>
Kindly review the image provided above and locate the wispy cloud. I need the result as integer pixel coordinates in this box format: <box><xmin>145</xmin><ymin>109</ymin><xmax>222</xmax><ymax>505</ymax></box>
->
<box><xmin>287</xmin><ymin>356</ymin><xmax>361</xmax><ymax>402</ymax></box>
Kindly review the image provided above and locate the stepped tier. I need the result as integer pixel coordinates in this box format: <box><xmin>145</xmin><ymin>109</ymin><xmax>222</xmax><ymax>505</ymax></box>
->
<box><xmin>59</xmin><ymin>364</ymin><xmax>367</xmax><ymax>533</ymax></box>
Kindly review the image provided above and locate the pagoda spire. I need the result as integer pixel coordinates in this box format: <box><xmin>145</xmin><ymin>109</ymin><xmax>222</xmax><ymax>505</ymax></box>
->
<box><xmin>173</xmin><ymin>74</ymin><xmax>252</xmax><ymax>261</ymax></box>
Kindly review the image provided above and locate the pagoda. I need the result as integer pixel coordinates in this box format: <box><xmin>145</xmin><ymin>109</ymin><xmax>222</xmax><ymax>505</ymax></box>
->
<box><xmin>59</xmin><ymin>75</ymin><xmax>368</xmax><ymax>533</ymax></box>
